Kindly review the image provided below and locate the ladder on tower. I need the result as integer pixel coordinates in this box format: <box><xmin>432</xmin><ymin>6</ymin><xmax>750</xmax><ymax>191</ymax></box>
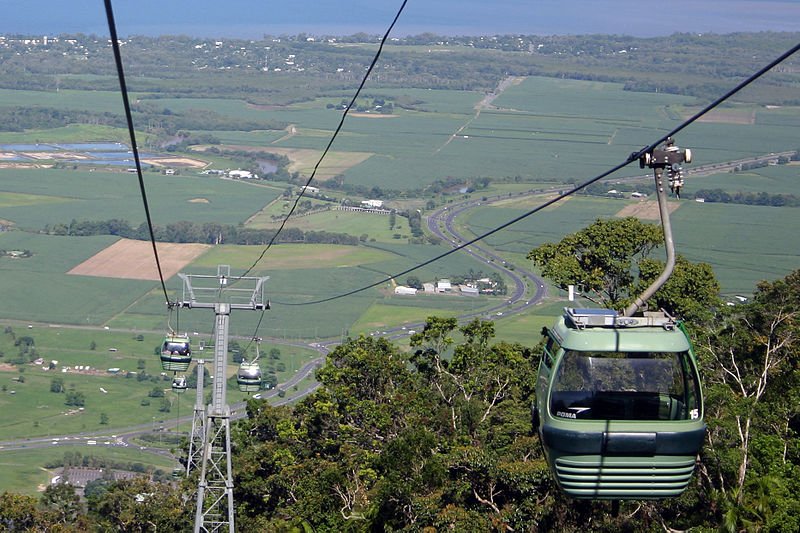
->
<box><xmin>176</xmin><ymin>265</ymin><xmax>269</xmax><ymax>533</ymax></box>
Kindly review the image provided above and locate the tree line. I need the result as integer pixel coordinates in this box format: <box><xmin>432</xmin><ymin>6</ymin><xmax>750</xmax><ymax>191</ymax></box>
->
<box><xmin>693</xmin><ymin>188</ymin><xmax>800</xmax><ymax>207</ymax></box>
<box><xmin>41</xmin><ymin>218</ymin><xmax>359</xmax><ymax>246</ymax></box>
<box><xmin>0</xmin><ymin>104</ymin><xmax>285</xmax><ymax>136</ymax></box>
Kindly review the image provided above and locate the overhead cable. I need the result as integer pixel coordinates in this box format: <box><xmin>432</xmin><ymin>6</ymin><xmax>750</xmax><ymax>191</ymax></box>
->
<box><xmin>103</xmin><ymin>0</ymin><xmax>172</xmax><ymax>306</ymax></box>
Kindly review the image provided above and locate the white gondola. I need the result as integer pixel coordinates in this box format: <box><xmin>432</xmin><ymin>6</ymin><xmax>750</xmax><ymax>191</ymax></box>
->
<box><xmin>160</xmin><ymin>333</ymin><xmax>192</xmax><ymax>372</ymax></box>
<box><xmin>172</xmin><ymin>375</ymin><xmax>188</xmax><ymax>393</ymax></box>
<box><xmin>237</xmin><ymin>362</ymin><xmax>262</xmax><ymax>392</ymax></box>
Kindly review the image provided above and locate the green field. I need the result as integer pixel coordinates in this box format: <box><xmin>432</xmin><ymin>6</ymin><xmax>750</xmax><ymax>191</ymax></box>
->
<box><xmin>0</xmin><ymin>324</ymin><xmax>320</xmax><ymax>440</ymax></box>
<box><xmin>0</xmin><ymin>167</ymin><xmax>281</xmax><ymax>230</ymax></box>
<box><xmin>0</xmin><ymin>75</ymin><xmax>795</xmax><ymax>335</ymax></box>
<box><xmin>0</xmin><ymin>446</ymin><xmax>177</xmax><ymax>496</ymax></box>
<box><xmin>0</xmin><ymin>89</ymin><xmax>130</xmax><ymax>115</ymax></box>
<box><xmin>685</xmin><ymin>163</ymin><xmax>800</xmax><ymax>194</ymax></box>
<box><xmin>167</xmin><ymin>77</ymin><xmax>800</xmax><ymax>192</ymax></box>
<box><xmin>467</xmin><ymin>192</ymin><xmax>800</xmax><ymax>297</ymax></box>
<box><xmin>249</xmin><ymin>207</ymin><xmax>426</xmax><ymax>243</ymax></box>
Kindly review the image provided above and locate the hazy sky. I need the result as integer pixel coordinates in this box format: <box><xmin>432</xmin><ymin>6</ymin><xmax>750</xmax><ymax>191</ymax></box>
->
<box><xmin>2</xmin><ymin>1</ymin><xmax>799</xmax><ymax>38</ymax></box>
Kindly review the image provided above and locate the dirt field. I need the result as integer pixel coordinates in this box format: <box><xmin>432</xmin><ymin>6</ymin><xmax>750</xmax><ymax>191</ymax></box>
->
<box><xmin>68</xmin><ymin>239</ymin><xmax>210</xmax><ymax>280</ymax></box>
<box><xmin>142</xmin><ymin>156</ymin><xmax>207</xmax><ymax>168</ymax></box>
<box><xmin>616</xmin><ymin>200</ymin><xmax>681</xmax><ymax>221</ymax></box>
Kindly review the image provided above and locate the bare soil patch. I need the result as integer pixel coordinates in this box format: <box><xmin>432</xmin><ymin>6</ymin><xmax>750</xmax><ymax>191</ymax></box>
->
<box><xmin>0</xmin><ymin>163</ymin><xmax>41</xmax><ymax>169</ymax></box>
<box><xmin>189</xmin><ymin>198</ymin><xmax>210</xmax><ymax>203</ymax></box>
<box><xmin>68</xmin><ymin>239</ymin><xmax>209</xmax><ymax>280</ymax></box>
<box><xmin>22</xmin><ymin>151</ymin><xmax>88</xmax><ymax>161</ymax></box>
<box><xmin>143</xmin><ymin>156</ymin><xmax>206</xmax><ymax>168</ymax></box>
<box><xmin>616</xmin><ymin>200</ymin><xmax>681</xmax><ymax>221</ymax></box>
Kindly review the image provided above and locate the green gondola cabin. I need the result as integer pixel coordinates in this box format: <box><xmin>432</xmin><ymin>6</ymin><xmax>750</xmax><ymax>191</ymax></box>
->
<box><xmin>534</xmin><ymin>308</ymin><xmax>705</xmax><ymax>500</ymax></box>
<box><xmin>160</xmin><ymin>333</ymin><xmax>192</xmax><ymax>372</ymax></box>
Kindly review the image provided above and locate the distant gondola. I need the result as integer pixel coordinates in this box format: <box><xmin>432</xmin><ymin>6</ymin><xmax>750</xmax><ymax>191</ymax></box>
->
<box><xmin>160</xmin><ymin>333</ymin><xmax>192</xmax><ymax>372</ymax></box>
<box><xmin>172</xmin><ymin>374</ymin><xmax>188</xmax><ymax>393</ymax></box>
<box><xmin>534</xmin><ymin>308</ymin><xmax>705</xmax><ymax>500</ymax></box>
<box><xmin>237</xmin><ymin>361</ymin><xmax>262</xmax><ymax>392</ymax></box>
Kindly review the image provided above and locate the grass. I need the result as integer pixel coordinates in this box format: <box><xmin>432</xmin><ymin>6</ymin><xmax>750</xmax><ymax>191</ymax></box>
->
<box><xmin>464</xmin><ymin>191</ymin><xmax>800</xmax><ymax>297</ymax></box>
<box><xmin>248</xmin><ymin>207</ymin><xmax>418</xmax><ymax>243</ymax></box>
<box><xmin>349</xmin><ymin>302</ymin><xmax>461</xmax><ymax>336</ymax></box>
<box><xmin>492</xmin><ymin>312</ymin><xmax>555</xmax><ymax>346</ymax></box>
<box><xmin>0</xmin><ymin>89</ymin><xmax>130</xmax><ymax>114</ymax></box>
<box><xmin>0</xmin><ymin>234</ymin><xmax>156</xmax><ymax>325</ymax></box>
<box><xmin>0</xmin><ymin>446</ymin><xmax>177</xmax><ymax>496</ymax></box>
<box><xmin>684</xmin><ymin>164</ymin><xmax>800</xmax><ymax>195</ymax></box>
<box><xmin>466</xmin><ymin>196</ymin><xmax>621</xmax><ymax>254</ymax></box>
<box><xmin>0</xmin><ymin>167</ymin><xmax>281</xmax><ymax>230</ymax></box>
<box><xmin>0</xmin><ymin>323</ymin><xmax>320</xmax><ymax>438</ymax></box>
<box><xmin>191</xmin><ymin>243</ymin><xmax>395</xmax><ymax>270</ymax></box>
<box><xmin>671</xmin><ymin>201</ymin><xmax>800</xmax><ymax>296</ymax></box>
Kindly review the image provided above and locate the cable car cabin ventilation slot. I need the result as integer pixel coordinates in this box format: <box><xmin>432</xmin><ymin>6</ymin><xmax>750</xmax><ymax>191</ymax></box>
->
<box><xmin>554</xmin><ymin>457</ymin><xmax>696</xmax><ymax>499</ymax></box>
<box><xmin>564</xmin><ymin>308</ymin><xmax>676</xmax><ymax>330</ymax></box>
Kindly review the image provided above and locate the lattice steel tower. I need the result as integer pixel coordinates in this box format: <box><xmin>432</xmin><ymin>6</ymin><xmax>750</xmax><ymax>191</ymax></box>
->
<box><xmin>177</xmin><ymin>265</ymin><xmax>269</xmax><ymax>533</ymax></box>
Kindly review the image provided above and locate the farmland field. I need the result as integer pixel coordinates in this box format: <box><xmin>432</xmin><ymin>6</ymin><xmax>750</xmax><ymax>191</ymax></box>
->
<box><xmin>190</xmin><ymin>243</ymin><xmax>395</xmax><ymax>270</ymax></box>
<box><xmin>176</xmin><ymin>77</ymin><xmax>800</xmax><ymax>192</ymax></box>
<box><xmin>466</xmin><ymin>192</ymin><xmax>800</xmax><ymax>297</ymax></box>
<box><xmin>0</xmin><ymin>167</ymin><xmax>281</xmax><ymax>229</ymax></box>
<box><xmin>0</xmin><ymin>74</ymin><xmax>796</xmax><ymax>335</ymax></box>
<box><xmin>247</xmin><ymin>207</ymin><xmax>417</xmax><ymax>243</ymax></box>
<box><xmin>0</xmin><ymin>447</ymin><xmax>177</xmax><ymax>496</ymax></box>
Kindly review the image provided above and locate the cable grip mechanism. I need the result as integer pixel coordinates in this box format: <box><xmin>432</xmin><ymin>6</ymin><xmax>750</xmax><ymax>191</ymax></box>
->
<box><xmin>638</xmin><ymin>137</ymin><xmax>692</xmax><ymax>198</ymax></box>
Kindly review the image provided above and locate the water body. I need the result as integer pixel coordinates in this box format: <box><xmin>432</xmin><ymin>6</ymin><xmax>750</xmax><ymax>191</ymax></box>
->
<box><xmin>6</xmin><ymin>1</ymin><xmax>799</xmax><ymax>38</ymax></box>
<box><xmin>55</xmin><ymin>142</ymin><xmax>128</xmax><ymax>152</ymax></box>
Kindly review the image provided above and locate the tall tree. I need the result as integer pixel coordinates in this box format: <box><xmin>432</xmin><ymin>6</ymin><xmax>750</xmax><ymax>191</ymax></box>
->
<box><xmin>636</xmin><ymin>254</ymin><xmax>721</xmax><ymax>323</ymax></box>
<box><xmin>527</xmin><ymin>217</ymin><xmax>663</xmax><ymax>308</ymax></box>
<box><xmin>699</xmin><ymin>269</ymin><xmax>800</xmax><ymax>531</ymax></box>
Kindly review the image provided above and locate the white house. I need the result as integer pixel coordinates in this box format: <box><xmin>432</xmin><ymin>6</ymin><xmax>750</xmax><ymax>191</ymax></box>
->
<box><xmin>228</xmin><ymin>170</ymin><xmax>256</xmax><ymax>179</ymax></box>
<box><xmin>460</xmin><ymin>285</ymin><xmax>479</xmax><ymax>296</ymax></box>
<box><xmin>436</xmin><ymin>279</ymin><xmax>452</xmax><ymax>293</ymax></box>
<box><xmin>361</xmin><ymin>199</ymin><xmax>384</xmax><ymax>209</ymax></box>
<box><xmin>394</xmin><ymin>286</ymin><xmax>417</xmax><ymax>295</ymax></box>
